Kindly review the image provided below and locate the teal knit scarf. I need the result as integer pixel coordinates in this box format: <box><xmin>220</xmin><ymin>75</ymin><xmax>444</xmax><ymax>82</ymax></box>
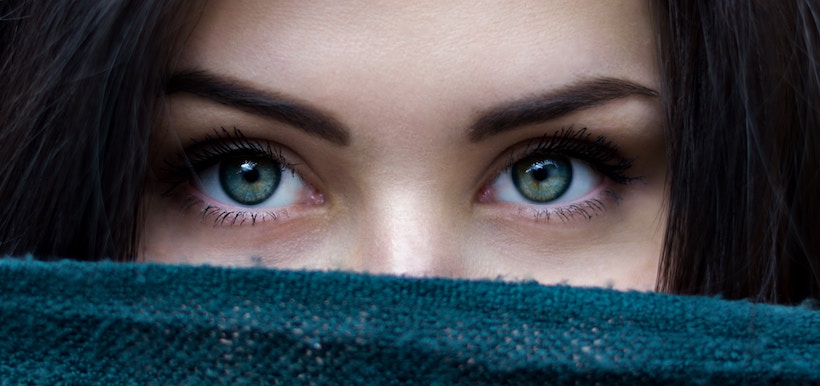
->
<box><xmin>0</xmin><ymin>259</ymin><xmax>818</xmax><ymax>384</ymax></box>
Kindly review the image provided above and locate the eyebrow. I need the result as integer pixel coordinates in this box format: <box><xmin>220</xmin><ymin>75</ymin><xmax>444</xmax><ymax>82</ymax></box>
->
<box><xmin>167</xmin><ymin>71</ymin><xmax>351</xmax><ymax>146</ymax></box>
<box><xmin>468</xmin><ymin>78</ymin><xmax>659</xmax><ymax>142</ymax></box>
<box><xmin>168</xmin><ymin>72</ymin><xmax>657</xmax><ymax>146</ymax></box>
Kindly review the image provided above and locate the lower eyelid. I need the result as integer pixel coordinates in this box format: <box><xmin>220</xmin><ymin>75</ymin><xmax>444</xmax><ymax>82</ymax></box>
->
<box><xmin>478</xmin><ymin>186</ymin><xmax>622</xmax><ymax>224</ymax></box>
<box><xmin>174</xmin><ymin>191</ymin><xmax>289</xmax><ymax>227</ymax></box>
<box><xmin>174</xmin><ymin>187</ymin><xmax>315</xmax><ymax>227</ymax></box>
<box><xmin>530</xmin><ymin>189</ymin><xmax>616</xmax><ymax>221</ymax></box>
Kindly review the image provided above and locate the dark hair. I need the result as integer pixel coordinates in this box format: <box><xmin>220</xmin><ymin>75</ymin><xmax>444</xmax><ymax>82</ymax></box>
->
<box><xmin>653</xmin><ymin>1</ymin><xmax>820</xmax><ymax>304</ymax></box>
<box><xmin>0</xmin><ymin>0</ymin><xmax>197</xmax><ymax>261</ymax></box>
<box><xmin>1</xmin><ymin>1</ymin><xmax>818</xmax><ymax>304</ymax></box>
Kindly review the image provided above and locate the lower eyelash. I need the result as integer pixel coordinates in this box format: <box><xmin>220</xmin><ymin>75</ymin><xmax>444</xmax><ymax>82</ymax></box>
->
<box><xmin>180</xmin><ymin>195</ymin><xmax>287</xmax><ymax>227</ymax></box>
<box><xmin>523</xmin><ymin>190</ymin><xmax>621</xmax><ymax>223</ymax></box>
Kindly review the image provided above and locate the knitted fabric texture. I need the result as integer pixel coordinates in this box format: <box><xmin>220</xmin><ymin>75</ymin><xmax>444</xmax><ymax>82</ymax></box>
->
<box><xmin>0</xmin><ymin>259</ymin><xmax>818</xmax><ymax>385</ymax></box>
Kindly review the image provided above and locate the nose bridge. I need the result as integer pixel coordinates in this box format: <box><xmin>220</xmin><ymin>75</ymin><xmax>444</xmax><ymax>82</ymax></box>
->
<box><xmin>349</xmin><ymin>186</ymin><xmax>457</xmax><ymax>277</ymax></box>
<box><xmin>333</xmin><ymin>119</ymin><xmax>468</xmax><ymax>277</ymax></box>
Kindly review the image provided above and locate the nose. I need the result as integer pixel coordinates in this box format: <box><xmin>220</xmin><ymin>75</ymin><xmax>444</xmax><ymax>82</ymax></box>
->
<box><xmin>342</xmin><ymin>189</ymin><xmax>461</xmax><ymax>278</ymax></box>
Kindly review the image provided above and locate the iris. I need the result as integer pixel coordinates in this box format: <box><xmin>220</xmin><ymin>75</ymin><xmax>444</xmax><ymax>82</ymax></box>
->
<box><xmin>511</xmin><ymin>156</ymin><xmax>572</xmax><ymax>203</ymax></box>
<box><xmin>218</xmin><ymin>157</ymin><xmax>281</xmax><ymax>205</ymax></box>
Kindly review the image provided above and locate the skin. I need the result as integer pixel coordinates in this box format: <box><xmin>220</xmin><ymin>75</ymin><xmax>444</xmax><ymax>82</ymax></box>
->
<box><xmin>142</xmin><ymin>0</ymin><xmax>667</xmax><ymax>290</ymax></box>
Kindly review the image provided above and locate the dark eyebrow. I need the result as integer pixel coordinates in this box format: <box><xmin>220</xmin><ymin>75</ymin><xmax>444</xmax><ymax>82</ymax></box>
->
<box><xmin>167</xmin><ymin>71</ymin><xmax>350</xmax><ymax>146</ymax></box>
<box><xmin>468</xmin><ymin>78</ymin><xmax>659</xmax><ymax>142</ymax></box>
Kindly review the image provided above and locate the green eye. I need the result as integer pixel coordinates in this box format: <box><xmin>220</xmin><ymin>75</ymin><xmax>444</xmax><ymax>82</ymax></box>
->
<box><xmin>218</xmin><ymin>157</ymin><xmax>281</xmax><ymax>205</ymax></box>
<box><xmin>511</xmin><ymin>156</ymin><xmax>573</xmax><ymax>203</ymax></box>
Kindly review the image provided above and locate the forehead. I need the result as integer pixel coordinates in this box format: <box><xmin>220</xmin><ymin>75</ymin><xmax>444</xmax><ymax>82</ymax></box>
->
<box><xmin>177</xmin><ymin>0</ymin><xmax>657</xmax><ymax>135</ymax></box>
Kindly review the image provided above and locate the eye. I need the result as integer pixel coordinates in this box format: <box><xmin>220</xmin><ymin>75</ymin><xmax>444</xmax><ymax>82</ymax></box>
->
<box><xmin>493</xmin><ymin>154</ymin><xmax>602</xmax><ymax>205</ymax></box>
<box><xmin>197</xmin><ymin>155</ymin><xmax>306</xmax><ymax>208</ymax></box>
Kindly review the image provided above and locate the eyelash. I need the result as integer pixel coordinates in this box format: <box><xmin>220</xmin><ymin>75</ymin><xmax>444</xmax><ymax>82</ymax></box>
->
<box><xmin>161</xmin><ymin>127</ymin><xmax>302</xmax><ymax>226</ymax></box>
<box><xmin>504</xmin><ymin>127</ymin><xmax>634</xmax><ymax>182</ymax></box>
<box><xmin>489</xmin><ymin>127</ymin><xmax>637</xmax><ymax>222</ymax></box>
<box><xmin>161</xmin><ymin>126</ymin><xmax>636</xmax><ymax>226</ymax></box>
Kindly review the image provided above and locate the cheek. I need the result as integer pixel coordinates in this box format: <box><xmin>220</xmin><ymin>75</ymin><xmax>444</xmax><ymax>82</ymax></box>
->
<box><xmin>139</xmin><ymin>185</ymin><xmax>331</xmax><ymax>267</ymax></box>
<box><xmin>464</xmin><ymin>228</ymin><xmax>662</xmax><ymax>290</ymax></box>
<box><xmin>463</xmin><ymin>183</ymin><xmax>665</xmax><ymax>290</ymax></box>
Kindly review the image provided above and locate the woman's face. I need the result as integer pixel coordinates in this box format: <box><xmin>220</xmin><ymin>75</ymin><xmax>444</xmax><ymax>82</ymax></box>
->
<box><xmin>143</xmin><ymin>0</ymin><xmax>666</xmax><ymax>290</ymax></box>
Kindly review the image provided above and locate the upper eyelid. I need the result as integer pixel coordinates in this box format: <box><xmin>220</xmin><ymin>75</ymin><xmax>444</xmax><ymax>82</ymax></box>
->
<box><xmin>159</xmin><ymin>128</ymin><xmax>311</xmax><ymax>194</ymax></box>
<box><xmin>478</xmin><ymin>127</ymin><xmax>636</xmax><ymax>190</ymax></box>
<box><xmin>183</xmin><ymin>143</ymin><xmax>295</xmax><ymax>171</ymax></box>
<box><xmin>173</xmin><ymin>127</ymin><xmax>301</xmax><ymax>170</ymax></box>
<box><xmin>505</xmin><ymin>128</ymin><xmax>620</xmax><ymax>163</ymax></box>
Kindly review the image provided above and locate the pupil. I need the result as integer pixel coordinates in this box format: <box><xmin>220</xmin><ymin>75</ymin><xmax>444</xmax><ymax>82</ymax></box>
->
<box><xmin>238</xmin><ymin>161</ymin><xmax>259</xmax><ymax>183</ymax></box>
<box><xmin>242</xmin><ymin>168</ymin><xmax>259</xmax><ymax>183</ymax></box>
<box><xmin>531</xmin><ymin>166</ymin><xmax>549</xmax><ymax>181</ymax></box>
